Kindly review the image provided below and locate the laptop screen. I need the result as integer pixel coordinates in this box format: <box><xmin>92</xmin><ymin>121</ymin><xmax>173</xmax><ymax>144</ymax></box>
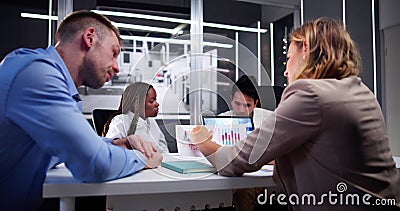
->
<box><xmin>201</xmin><ymin>116</ymin><xmax>254</xmax><ymax>135</ymax></box>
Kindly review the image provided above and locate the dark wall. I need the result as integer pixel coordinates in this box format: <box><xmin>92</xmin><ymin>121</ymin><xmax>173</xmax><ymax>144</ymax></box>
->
<box><xmin>379</xmin><ymin>0</ymin><xmax>400</xmax><ymax>30</ymax></box>
<box><xmin>273</xmin><ymin>13</ymin><xmax>293</xmax><ymax>87</ymax></box>
<box><xmin>239</xmin><ymin>31</ymin><xmax>258</xmax><ymax>62</ymax></box>
<box><xmin>0</xmin><ymin>3</ymin><xmax>50</xmax><ymax>60</ymax></box>
<box><xmin>303</xmin><ymin>0</ymin><xmax>375</xmax><ymax>93</ymax></box>
<box><xmin>346</xmin><ymin>0</ymin><xmax>374</xmax><ymax>92</ymax></box>
<box><xmin>203</xmin><ymin>0</ymin><xmax>263</xmax><ymax>85</ymax></box>
<box><xmin>203</xmin><ymin>0</ymin><xmax>261</xmax><ymax>40</ymax></box>
<box><xmin>304</xmin><ymin>0</ymin><xmax>342</xmax><ymax>21</ymax></box>
<box><xmin>74</xmin><ymin>0</ymin><xmax>96</xmax><ymax>11</ymax></box>
<box><xmin>204</xmin><ymin>0</ymin><xmax>261</xmax><ymax>27</ymax></box>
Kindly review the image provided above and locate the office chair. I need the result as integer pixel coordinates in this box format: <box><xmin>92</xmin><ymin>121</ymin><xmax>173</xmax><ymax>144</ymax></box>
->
<box><xmin>257</xmin><ymin>86</ymin><xmax>285</xmax><ymax>110</ymax></box>
<box><xmin>92</xmin><ymin>109</ymin><xmax>118</xmax><ymax>136</ymax></box>
<box><xmin>155</xmin><ymin>118</ymin><xmax>190</xmax><ymax>153</ymax></box>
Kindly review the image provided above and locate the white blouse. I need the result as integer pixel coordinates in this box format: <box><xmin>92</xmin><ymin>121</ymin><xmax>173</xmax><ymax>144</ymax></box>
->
<box><xmin>105</xmin><ymin>112</ymin><xmax>169</xmax><ymax>153</ymax></box>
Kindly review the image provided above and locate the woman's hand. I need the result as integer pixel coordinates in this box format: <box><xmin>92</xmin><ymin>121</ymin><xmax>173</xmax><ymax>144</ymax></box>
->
<box><xmin>188</xmin><ymin>126</ymin><xmax>220</xmax><ymax>156</ymax></box>
<box><xmin>188</xmin><ymin>126</ymin><xmax>213</xmax><ymax>144</ymax></box>
<box><xmin>111</xmin><ymin>137</ymin><xmax>131</xmax><ymax>149</ymax></box>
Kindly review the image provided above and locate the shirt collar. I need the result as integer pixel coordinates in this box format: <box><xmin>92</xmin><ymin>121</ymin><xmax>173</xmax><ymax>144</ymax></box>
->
<box><xmin>127</xmin><ymin>111</ymin><xmax>149</xmax><ymax>126</ymax></box>
<box><xmin>45</xmin><ymin>46</ymin><xmax>82</xmax><ymax>109</ymax></box>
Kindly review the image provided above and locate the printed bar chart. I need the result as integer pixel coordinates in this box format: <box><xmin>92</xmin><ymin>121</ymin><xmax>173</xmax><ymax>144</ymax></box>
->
<box><xmin>175</xmin><ymin>124</ymin><xmax>248</xmax><ymax>157</ymax></box>
<box><xmin>211</xmin><ymin>125</ymin><xmax>247</xmax><ymax>146</ymax></box>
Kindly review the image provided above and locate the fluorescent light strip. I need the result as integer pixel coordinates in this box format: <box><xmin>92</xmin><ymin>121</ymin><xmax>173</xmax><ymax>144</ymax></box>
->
<box><xmin>270</xmin><ymin>23</ymin><xmax>274</xmax><ymax>86</ymax></box>
<box><xmin>48</xmin><ymin>0</ymin><xmax>52</xmax><ymax>46</ymax></box>
<box><xmin>203</xmin><ymin>22</ymin><xmax>267</xmax><ymax>33</ymax></box>
<box><xmin>93</xmin><ymin>10</ymin><xmax>191</xmax><ymax>24</ymax></box>
<box><xmin>300</xmin><ymin>0</ymin><xmax>304</xmax><ymax>25</ymax></box>
<box><xmin>92</xmin><ymin>9</ymin><xmax>267</xmax><ymax>33</ymax></box>
<box><xmin>120</xmin><ymin>35</ymin><xmax>233</xmax><ymax>48</ymax></box>
<box><xmin>21</xmin><ymin>12</ymin><xmax>182</xmax><ymax>35</ymax></box>
<box><xmin>342</xmin><ymin>0</ymin><xmax>346</xmax><ymax>28</ymax></box>
<box><xmin>371</xmin><ymin>0</ymin><xmax>377</xmax><ymax>96</ymax></box>
<box><xmin>22</xmin><ymin>11</ymin><xmax>267</xmax><ymax>34</ymax></box>
<box><xmin>21</xmin><ymin>12</ymin><xmax>58</xmax><ymax>20</ymax></box>
<box><xmin>257</xmin><ymin>21</ymin><xmax>261</xmax><ymax>86</ymax></box>
<box><xmin>235</xmin><ymin>32</ymin><xmax>239</xmax><ymax>81</ymax></box>
<box><xmin>113</xmin><ymin>22</ymin><xmax>178</xmax><ymax>34</ymax></box>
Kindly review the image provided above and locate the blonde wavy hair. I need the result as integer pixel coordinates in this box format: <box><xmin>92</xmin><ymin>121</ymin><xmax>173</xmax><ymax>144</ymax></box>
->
<box><xmin>290</xmin><ymin>17</ymin><xmax>361</xmax><ymax>80</ymax></box>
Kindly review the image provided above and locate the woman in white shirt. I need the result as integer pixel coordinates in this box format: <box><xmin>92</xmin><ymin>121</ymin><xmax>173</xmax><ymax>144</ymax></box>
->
<box><xmin>104</xmin><ymin>82</ymin><xmax>169</xmax><ymax>153</ymax></box>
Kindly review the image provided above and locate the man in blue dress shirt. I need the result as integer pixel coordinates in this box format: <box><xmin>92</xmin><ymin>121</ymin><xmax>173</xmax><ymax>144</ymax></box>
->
<box><xmin>0</xmin><ymin>10</ymin><xmax>162</xmax><ymax>210</ymax></box>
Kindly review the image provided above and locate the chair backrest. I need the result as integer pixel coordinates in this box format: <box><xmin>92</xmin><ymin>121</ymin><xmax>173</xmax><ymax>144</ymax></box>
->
<box><xmin>257</xmin><ymin>86</ymin><xmax>285</xmax><ymax>110</ymax></box>
<box><xmin>155</xmin><ymin>118</ymin><xmax>190</xmax><ymax>153</ymax></box>
<box><xmin>92</xmin><ymin>109</ymin><xmax>118</xmax><ymax>136</ymax></box>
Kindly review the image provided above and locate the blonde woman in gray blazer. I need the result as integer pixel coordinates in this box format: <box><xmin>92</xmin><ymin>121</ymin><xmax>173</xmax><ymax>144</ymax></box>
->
<box><xmin>190</xmin><ymin>17</ymin><xmax>400</xmax><ymax>211</ymax></box>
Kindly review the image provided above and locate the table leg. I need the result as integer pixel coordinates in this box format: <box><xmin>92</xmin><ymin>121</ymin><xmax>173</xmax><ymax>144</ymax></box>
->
<box><xmin>60</xmin><ymin>197</ymin><xmax>75</xmax><ymax>211</ymax></box>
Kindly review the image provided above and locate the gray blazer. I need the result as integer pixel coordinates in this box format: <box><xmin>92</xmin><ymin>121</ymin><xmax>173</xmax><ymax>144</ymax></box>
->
<box><xmin>209</xmin><ymin>76</ymin><xmax>400</xmax><ymax>210</ymax></box>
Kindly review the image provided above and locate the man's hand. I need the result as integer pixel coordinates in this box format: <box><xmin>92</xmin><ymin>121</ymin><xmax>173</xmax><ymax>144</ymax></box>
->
<box><xmin>127</xmin><ymin>135</ymin><xmax>158</xmax><ymax>158</ymax></box>
<box><xmin>111</xmin><ymin>135</ymin><xmax>162</xmax><ymax>168</ymax></box>
<box><xmin>144</xmin><ymin>151</ymin><xmax>163</xmax><ymax>169</ymax></box>
<box><xmin>112</xmin><ymin>135</ymin><xmax>159</xmax><ymax>158</ymax></box>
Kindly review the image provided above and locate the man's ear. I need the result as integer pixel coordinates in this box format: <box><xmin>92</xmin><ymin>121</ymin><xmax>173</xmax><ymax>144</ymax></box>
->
<box><xmin>82</xmin><ymin>27</ymin><xmax>96</xmax><ymax>49</ymax></box>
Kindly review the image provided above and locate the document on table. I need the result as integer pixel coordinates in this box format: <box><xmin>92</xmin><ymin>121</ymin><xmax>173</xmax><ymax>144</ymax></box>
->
<box><xmin>243</xmin><ymin>165</ymin><xmax>274</xmax><ymax>177</ymax></box>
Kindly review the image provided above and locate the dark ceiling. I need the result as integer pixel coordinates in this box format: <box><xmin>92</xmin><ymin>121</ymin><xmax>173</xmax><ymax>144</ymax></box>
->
<box><xmin>83</xmin><ymin>0</ymin><xmax>261</xmax><ymax>40</ymax></box>
<box><xmin>97</xmin><ymin>0</ymin><xmax>191</xmax><ymax>17</ymax></box>
<box><xmin>1</xmin><ymin>0</ymin><xmax>49</xmax><ymax>10</ymax></box>
<box><xmin>0</xmin><ymin>0</ymin><xmax>263</xmax><ymax>58</ymax></box>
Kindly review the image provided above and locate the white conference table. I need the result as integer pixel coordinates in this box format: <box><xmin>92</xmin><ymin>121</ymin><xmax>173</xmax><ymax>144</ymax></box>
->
<box><xmin>44</xmin><ymin>156</ymin><xmax>275</xmax><ymax>211</ymax></box>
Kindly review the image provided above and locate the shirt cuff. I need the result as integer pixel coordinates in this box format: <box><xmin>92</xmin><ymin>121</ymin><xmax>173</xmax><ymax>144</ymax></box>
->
<box><xmin>102</xmin><ymin>137</ymin><xmax>114</xmax><ymax>144</ymax></box>
<box><xmin>131</xmin><ymin>149</ymin><xmax>147</xmax><ymax>167</ymax></box>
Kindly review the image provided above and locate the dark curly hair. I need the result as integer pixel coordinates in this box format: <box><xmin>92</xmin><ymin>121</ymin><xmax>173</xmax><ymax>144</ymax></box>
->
<box><xmin>231</xmin><ymin>75</ymin><xmax>259</xmax><ymax>106</ymax></box>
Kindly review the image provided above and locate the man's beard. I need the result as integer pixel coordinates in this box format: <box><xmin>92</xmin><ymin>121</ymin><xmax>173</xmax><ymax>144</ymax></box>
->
<box><xmin>79</xmin><ymin>56</ymin><xmax>105</xmax><ymax>89</ymax></box>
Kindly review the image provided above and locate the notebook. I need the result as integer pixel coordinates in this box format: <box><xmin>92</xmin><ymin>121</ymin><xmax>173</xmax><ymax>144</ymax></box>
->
<box><xmin>202</xmin><ymin>115</ymin><xmax>254</xmax><ymax>135</ymax></box>
<box><xmin>161</xmin><ymin>160</ymin><xmax>216</xmax><ymax>174</ymax></box>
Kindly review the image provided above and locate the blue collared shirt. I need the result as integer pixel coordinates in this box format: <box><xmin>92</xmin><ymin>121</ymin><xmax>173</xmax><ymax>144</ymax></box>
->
<box><xmin>0</xmin><ymin>46</ymin><xmax>146</xmax><ymax>210</ymax></box>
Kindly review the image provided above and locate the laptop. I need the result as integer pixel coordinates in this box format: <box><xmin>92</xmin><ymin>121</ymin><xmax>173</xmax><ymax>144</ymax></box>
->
<box><xmin>201</xmin><ymin>115</ymin><xmax>254</xmax><ymax>135</ymax></box>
